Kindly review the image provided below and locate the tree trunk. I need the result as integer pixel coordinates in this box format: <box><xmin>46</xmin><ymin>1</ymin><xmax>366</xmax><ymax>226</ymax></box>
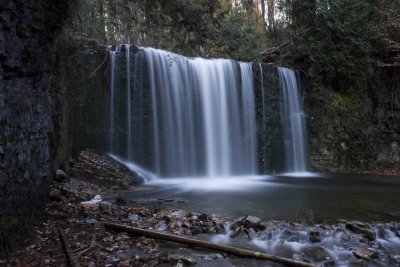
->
<box><xmin>261</xmin><ymin>0</ymin><xmax>266</xmax><ymax>28</ymax></box>
<box><xmin>267</xmin><ymin>0</ymin><xmax>275</xmax><ymax>32</ymax></box>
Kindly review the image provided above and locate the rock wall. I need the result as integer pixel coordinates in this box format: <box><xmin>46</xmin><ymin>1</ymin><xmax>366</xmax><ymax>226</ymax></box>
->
<box><xmin>0</xmin><ymin>0</ymin><xmax>70</xmax><ymax>256</ymax></box>
<box><xmin>305</xmin><ymin>67</ymin><xmax>400</xmax><ymax>172</ymax></box>
<box><xmin>54</xmin><ymin>38</ymin><xmax>109</xmax><ymax>160</ymax></box>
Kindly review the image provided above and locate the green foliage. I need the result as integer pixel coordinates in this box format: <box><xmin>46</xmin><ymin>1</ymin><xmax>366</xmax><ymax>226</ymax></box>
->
<box><xmin>216</xmin><ymin>7</ymin><xmax>267</xmax><ymax>61</ymax></box>
<box><xmin>369</xmin><ymin>0</ymin><xmax>400</xmax><ymax>64</ymax></box>
<box><xmin>66</xmin><ymin>0</ymin><xmax>269</xmax><ymax>61</ymax></box>
<box><xmin>331</xmin><ymin>91</ymin><xmax>361</xmax><ymax>114</ymax></box>
<box><xmin>65</xmin><ymin>0</ymin><xmax>398</xmax><ymax>91</ymax></box>
<box><xmin>284</xmin><ymin>0</ymin><xmax>375</xmax><ymax>89</ymax></box>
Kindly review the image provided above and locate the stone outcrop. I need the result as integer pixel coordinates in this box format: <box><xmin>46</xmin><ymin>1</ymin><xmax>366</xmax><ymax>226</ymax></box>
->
<box><xmin>305</xmin><ymin>68</ymin><xmax>400</xmax><ymax>172</ymax></box>
<box><xmin>0</xmin><ymin>0</ymin><xmax>70</xmax><ymax>256</ymax></box>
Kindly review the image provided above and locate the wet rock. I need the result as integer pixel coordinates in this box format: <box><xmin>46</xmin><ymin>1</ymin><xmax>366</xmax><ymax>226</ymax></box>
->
<box><xmin>169</xmin><ymin>209</ymin><xmax>187</xmax><ymax>220</ymax></box>
<box><xmin>128</xmin><ymin>213</ymin><xmax>140</xmax><ymax>221</ymax></box>
<box><xmin>155</xmin><ymin>221</ymin><xmax>168</xmax><ymax>232</ymax></box>
<box><xmin>198</xmin><ymin>253</ymin><xmax>224</xmax><ymax>261</ymax></box>
<box><xmin>55</xmin><ymin>169</ymin><xmax>67</xmax><ymax>182</ymax></box>
<box><xmin>215</xmin><ymin>223</ymin><xmax>225</xmax><ymax>233</ymax></box>
<box><xmin>346</xmin><ymin>222</ymin><xmax>376</xmax><ymax>241</ymax></box>
<box><xmin>99</xmin><ymin>202</ymin><xmax>112</xmax><ymax>213</ymax></box>
<box><xmin>190</xmin><ymin>226</ymin><xmax>203</xmax><ymax>235</ymax></box>
<box><xmin>353</xmin><ymin>248</ymin><xmax>378</xmax><ymax>260</ymax></box>
<box><xmin>320</xmin><ymin>224</ymin><xmax>331</xmax><ymax>230</ymax></box>
<box><xmin>358</xmin><ymin>237</ymin><xmax>369</xmax><ymax>243</ymax></box>
<box><xmin>281</xmin><ymin>229</ymin><xmax>292</xmax><ymax>239</ymax></box>
<box><xmin>167</xmin><ymin>254</ymin><xmax>197</xmax><ymax>265</ymax></box>
<box><xmin>350</xmin><ymin>259</ymin><xmax>369</xmax><ymax>266</ymax></box>
<box><xmin>287</xmin><ymin>235</ymin><xmax>300</xmax><ymax>242</ymax></box>
<box><xmin>322</xmin><ymin>260</ymin><xmax>336</xmax><ymax>267</ymax></box>
<box><xmin>229</xmin><ymin>226</ymin><xmax>242</xmax><ymax>238</ymax></box>
<box><xmin>244</xmin><ymin>216</ymin><xmax>266</xmax><ymax>230</ymax></box>
<box><xmin>115</xmin><ymin>196</ymin><xmax>127</xmax><ymax>205</ymax></box>
<box><xmin>86</xmin><ymin>218</ymin><xmax>97</xmax><ymax>225</ymax></box>
<box><xmin>340</xmin><ymin>232</ymin><xmax>352</xmax><ymax>241</ymax></box>
<box><xmin>245</xmin><ymin>228</ymin><xmax>256</xmax><ymax>240</ymax></box>
<box><xmin>304</xmin><ymin>247</ymin><xmax>331</xmax><ymax>262</ymax></box>
<box><xmin>68</xmin><ymin>158</ymin><xmax>75</xmax><ymax>168</ymax></box>
<box><xmin>389</xmin><ymin>254</ymin><xmax>400</xmax><ymax>264</ymax></box>
<box><xmin>293</xmin><ymin>253</ymin><xmax>306</xmax><ymax>262</ymax></box>
<box><xmin>231</xmin><ymin>215</ymin><xmax>265</xmax><ymax>231</ymax></box>
<box><xmin>49</xmin><ymin>188</ymin><xmax>62</xmax><ymax>202</ymax></box>
<box><xmin>351</xmin><ymin>221</ymin><xmax>367</xmax><ymax>228</ymax></box>
<box><xmin>308</xmin><ymin>227</ymin><xmax>321</xmax><ymax>242</ymax></box>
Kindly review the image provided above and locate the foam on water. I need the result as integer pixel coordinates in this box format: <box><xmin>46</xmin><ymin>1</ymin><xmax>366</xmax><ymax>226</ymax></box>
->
<box><xmin>109</xmin><ymin>154</ymin><xmax>156</xmax><ymax>182</ymax></box>
<box><xmin>145</xmin><ymin>175</ymin><xmax>270</xmax><ymax>191</ymax></box>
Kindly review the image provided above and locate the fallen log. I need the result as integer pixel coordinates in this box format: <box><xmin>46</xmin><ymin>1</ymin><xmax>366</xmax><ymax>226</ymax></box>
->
<box><xmin>103</xmin><ymin>222</ymin><xmax>317</xmax><ymax>267</ymax></box>
<box><xmin>260</xmin><ymin>40</ymin><xmax>291</xmax><ymax>55</ymax></box>
<box><xmin>57</xmin><ymin>223</ymin><xmax>79</xmax><ymax>267</ymax></box>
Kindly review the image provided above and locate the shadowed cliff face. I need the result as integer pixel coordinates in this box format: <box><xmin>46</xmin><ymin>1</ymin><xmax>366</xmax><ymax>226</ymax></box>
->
<box><xmin>0</xmin><ymin>0</ymin><xmax>70</xmax><ymax>256</ymax></box>
<box><xmin>305</xmin><ymin>67</ymin><xmax>400</xmax><ymax>172</ymax></box>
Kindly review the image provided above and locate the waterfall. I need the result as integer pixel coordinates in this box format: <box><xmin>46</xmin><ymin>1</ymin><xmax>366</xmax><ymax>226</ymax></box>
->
<box><xmin>126</xmin><ymin>44</ymin><xmax>132</xmax><ymax>160</ymax></box>
<box><xmin>278</xmin><ymin>67</ymin><xmax>307</xmax><ymax>172</ymax></box>
<box><xmin>108</xmin><ymin>46</ymin><xmax>308</xmax><ymax>178</ymax></box>
<box><xmin>258</xmin><ymin>63</ymin><xmax>267</xmax><ymax>172</ymax></box>
<box><xmin>109</xmin><ymin>50</ymin><xmax>116</xmax><ymax>152</ymax></box>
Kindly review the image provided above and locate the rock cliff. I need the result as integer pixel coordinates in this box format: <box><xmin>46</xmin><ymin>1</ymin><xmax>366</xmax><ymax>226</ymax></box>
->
<box><xmin>0</xmin><ymin>0</ymin><xmax>70</xmax><ymax>256</ymax></box>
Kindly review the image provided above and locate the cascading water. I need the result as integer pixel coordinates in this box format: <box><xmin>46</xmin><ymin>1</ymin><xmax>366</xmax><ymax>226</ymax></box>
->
<box><xmin>108</xmin><ymin>45</ymin><xmax>308</xmax><ymax>179</ymax></box>
<box><xmin>109</xmin><ymin>45</ymin><xmax>121</xmax><ymax>153</ymax></box>
<box><xmin>278</xmin><ymin>67</ymin><xmax>307</xmax><ymax>173</ymax></box>
<box><xmin>126</xmin><ymin>44</ymin><xmax>132</xmax><ymax>161</ymax></box>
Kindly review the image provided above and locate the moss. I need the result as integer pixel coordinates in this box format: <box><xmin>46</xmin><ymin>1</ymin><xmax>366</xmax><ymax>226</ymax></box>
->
<box><xmin>330</xmin><ymin>90</ymin><xmax>362</xmax><ymax>114</ymax></box>
<box><xmin>0</xmin><ymin>216</ymin><xmax>19</xmax><ymax>230</ymax></box>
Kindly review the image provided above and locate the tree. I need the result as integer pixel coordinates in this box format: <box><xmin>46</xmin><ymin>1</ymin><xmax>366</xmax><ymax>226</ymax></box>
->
<box><xmin>282</xmin><ymin>0</ymin><xmax>375</xmax><ymax>88</ymax></box>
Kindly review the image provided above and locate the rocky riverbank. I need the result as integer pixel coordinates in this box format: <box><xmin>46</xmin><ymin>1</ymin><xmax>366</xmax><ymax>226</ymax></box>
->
<box><xmin>364</xmin><ymin>163</ymin><xmax>400</xmax><ymax>176</ymax></box>
<box><xmin>2</xmin><ymin>151</ymin><xmax>400</xmax><ymax>267</ymax></box>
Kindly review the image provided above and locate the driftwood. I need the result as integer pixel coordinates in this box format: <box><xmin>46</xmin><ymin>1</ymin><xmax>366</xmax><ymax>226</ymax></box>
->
<box><xmin>88</xmin><ymin>51</ymin><xmax>108</xmax><ymax>79</ymax></box>
<box><xmin>261</xmin><ymin>40</ymin><xmax>291</xmax><ymax>55</ymax></box>
<box><xmin>103</xmin><ymin>222</ymin><xmax>318</xmax><ymax>267</ymax></box>
<box><xmin>57</xmin><ymin>223</ymin><xmax>79</xmax><ymax>267</ymax></box>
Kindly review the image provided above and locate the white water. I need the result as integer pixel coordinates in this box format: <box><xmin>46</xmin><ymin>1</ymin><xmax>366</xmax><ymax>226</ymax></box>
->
<box><xmin>140</xmin><ymin>48</ymin><xmax>259</xmax><ymax>178</ymax></box>
<box><xmin>126</xmin><ymin>44</ymin><xmax>132</xmax><ymax>160</ymax></box>
<box><xmin>109</xmin><ymin>50</ymin><xmax>116</xmax><ymax>152</ymax></box>
<box><xmin>108</xmin><ymin>46</ymin><xmax>308</xmax><ymax>180</ymax></box>
<box><xmin>278</xmin><ymin>67</ymin><xmax>307</xmax><ymax>173</ymax></box>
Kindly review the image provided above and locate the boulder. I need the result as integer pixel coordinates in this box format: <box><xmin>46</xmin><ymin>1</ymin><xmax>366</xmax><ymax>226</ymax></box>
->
<box><xmin>245</xmin><ymin>228</ymin><xmax>256</xmax><ymax>240</ymax></box>
<box><xmin>169</xmin><ymin>209</ymin><xmax>187</xmax><ymax>220</ymax></box>
<box><xmin>304</xmin><ymin>247</ymin><xmax>331</xmax><ymax>262</ymax></box>
<box><xmin>353</xmin><ymin>248</ymin><xmax>378</xmax><ymax>261</ymax></box>
<box><xmin>167</xmin><ymin>254</ymin><xmax>197</xmax><ymax>265</ymax></box>
<box><xmin>389</xmin><ymin>255</ymin><xmax>400</xmax><ymax>265</ymax></box>
<box><xmin>231</xmin><ymin>215</ymin><xmax>266</xmax><ymax>231</ymax></box>
<box><xmin>49</xmin><ymin>188</ymin><xmax>62</xmax><ymax>202</ymax></box>
<box><xmin>346</xmin><ymin>222</ymin><xmax>376</xmax><ymax>241</ymax></box>
<box><xmin>190</xmin><ymin>226</ymin><xmax>202</xmax><ymax>235</ymax></box>
<box><xmin>308</xmin><ymin>227</ymin><xmax>321</xmax><ymax>242</ymax></box>
<box><xmin>349</xmin><ymin>259</ymin><xmax>369</xmax><ymax>266</ymax></box>
<box><xmin>54</xmin><ymin>169</ymin><xmax>67</xmax><ymax>182</ymax></box>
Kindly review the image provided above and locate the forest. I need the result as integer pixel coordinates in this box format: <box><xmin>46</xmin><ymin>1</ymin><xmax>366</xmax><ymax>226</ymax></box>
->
<box><xmin>68</xmin><ymin>0</ymin><xmax>399</xmax><ymax>87</ymax></box>
<box><xmin>0</xmin><ymin>0</ymin><xmax>399</xmax><ymax>266</ymax></box>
